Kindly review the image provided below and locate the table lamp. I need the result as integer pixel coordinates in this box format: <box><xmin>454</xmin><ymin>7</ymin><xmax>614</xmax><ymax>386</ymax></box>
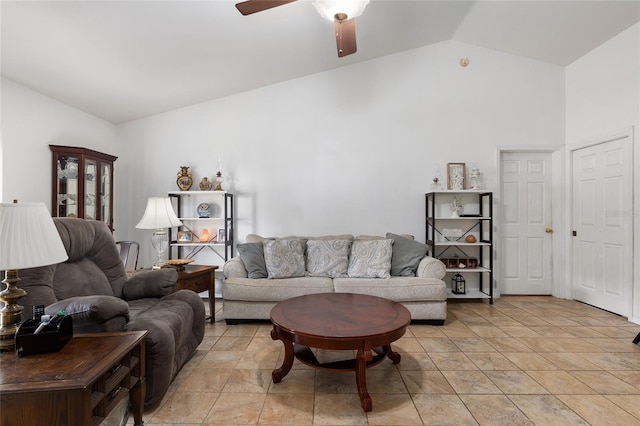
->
<box><xmin>135</xmin><ymin>197</ymin><xmax>183</xmax><ymax>269</ymax></box>
<box><xmin>0</xmin><ymin>201</ymin><xmax>69</xmax><ymax>351</ymax></box>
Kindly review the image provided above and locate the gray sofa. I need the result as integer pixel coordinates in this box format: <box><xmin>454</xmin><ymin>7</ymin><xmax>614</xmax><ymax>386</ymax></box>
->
<box><xmin>223</xmin><ymin>233</ymin><xmax>447</xmax><ymax>324</ymax></box>
<box><xmin>18</xmin><ymin>218</ymin><xmax>205</xmax><ymax>407</ymax></box>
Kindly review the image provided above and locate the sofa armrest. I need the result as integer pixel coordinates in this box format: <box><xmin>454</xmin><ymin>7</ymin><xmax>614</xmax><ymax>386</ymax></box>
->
<box><xmin>224</xmin><ymin>257</ymin><xmax>248</xmax><ymax>279</ymax></box>
<box><xmin>122</xmin><ymin>269</ymin><xmax>177</xmax><ymax>300</ymax></box>
<box><xmin>45</xmin><ymin>295</ymin><xmax>130</xmax><ymax>328</ymax></box>
<box><xmin>416</xmin><ymin>256</ymin><xmax>446</xmax><ymax>279</ymax></box>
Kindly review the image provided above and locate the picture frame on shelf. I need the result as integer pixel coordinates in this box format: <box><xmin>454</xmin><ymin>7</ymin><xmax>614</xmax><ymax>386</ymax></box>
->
<box><xmin>447</xmin><ymin>163</ymin><xmax>466</xmax><ymax>190</ymax></box>
<box><xmin>217</xmin><ymin>228</ymin><xmax>226</xmax><ymax>243</ymax></box>
<box><xmin>177</xmin><ymin>230</ymin><xmax>193</xmax><ymax>243</ymax></box>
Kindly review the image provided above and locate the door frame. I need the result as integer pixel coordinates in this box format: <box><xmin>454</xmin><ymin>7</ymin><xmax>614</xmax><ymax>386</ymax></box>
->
<box><xmin>496</xmin><ymin>146</ymin><xmax>566</xmax><ymax>300</ymax></box>
<box><xmin>567</xmin><ymin>127</ymin><xmax>635</xmax><ymax>319</ymax></box>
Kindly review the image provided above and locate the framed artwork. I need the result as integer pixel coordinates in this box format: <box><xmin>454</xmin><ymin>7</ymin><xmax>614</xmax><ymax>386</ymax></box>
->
<box><xmin>217</xmin><ymin>228</ymin><xmax>226</xmax><ymax>243</ymax></box>
<box><xmin>447</xmin><ymin>163</ymin><xmax>466</xmax><ymax>190</ymax></box>
<box><xmin>177</xmin><ymin>231</ymin><xmax>193</xmax><ymax>243</ymax></box>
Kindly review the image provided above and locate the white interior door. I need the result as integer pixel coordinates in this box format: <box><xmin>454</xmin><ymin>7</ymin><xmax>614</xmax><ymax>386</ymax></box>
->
<box><xmin>571</xmin><ymin>135</ymin><xmax>632</xmax><ymax>316</ymax></box>
<box><xmin>500</xmin><ymin>152</ymin><xmax>553</xmax><ymax>294</ymax></box>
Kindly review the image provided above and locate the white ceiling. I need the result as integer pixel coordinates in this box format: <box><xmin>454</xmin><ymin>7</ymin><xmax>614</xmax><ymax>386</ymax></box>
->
<box><xmin>2</xmin><ymin>1</ymin><xmax>639</xmax><ymax>124</ymax></box>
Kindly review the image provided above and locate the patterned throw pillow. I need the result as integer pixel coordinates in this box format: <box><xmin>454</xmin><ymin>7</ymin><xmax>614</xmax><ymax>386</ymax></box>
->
<box><xmin>263</xmin><ymin>239</ymin><xmax>306</xmax><ymax>279</ymax></box>
<box><xmin>305</xmin><ymin>239</ymin><xmax>352</xmax><ymax>278</ymax></box>
<box><xmin>347</xmin><ymin>239</ymin><xmax>393</xmax><ymax>278</ymax></box>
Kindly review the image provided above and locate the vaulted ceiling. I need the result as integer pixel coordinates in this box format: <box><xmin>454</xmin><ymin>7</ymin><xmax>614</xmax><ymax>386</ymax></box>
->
<box><xmin>2</xmin><ymin>1</ymin><xmax>639</xmax><ymax>124</ymax></box>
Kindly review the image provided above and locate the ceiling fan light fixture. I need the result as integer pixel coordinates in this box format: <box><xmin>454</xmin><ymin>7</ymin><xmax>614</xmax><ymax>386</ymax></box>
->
<box><xmin>313</xmin><ymin>0</ymin><xmax>369</xmax><ymax>21</ymax></box>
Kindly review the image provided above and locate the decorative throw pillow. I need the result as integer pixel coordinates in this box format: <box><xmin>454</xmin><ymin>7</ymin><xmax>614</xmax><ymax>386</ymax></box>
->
<box><xmin>263</xmin><ymin>239</ymin><xmax>306</xmax><ymax>279</ymax></box>
<box><xmin>237</xmin><ymin>242</ymin><xmax>268</xmax><ymax>279</ymax></box>
<box><xmin>386</xmin><ymin>232</ymin><xmax>429</xmax><ymax>277</ymax></box>
<box><xmin>306</xmin><ymin>239</ymin><xmax>352</xmax><ymax>278</ymax></box>
<box><xmin>347</xmin><ymin>239</ymin><xmax>393</xmax><ymax>278</ymax></box>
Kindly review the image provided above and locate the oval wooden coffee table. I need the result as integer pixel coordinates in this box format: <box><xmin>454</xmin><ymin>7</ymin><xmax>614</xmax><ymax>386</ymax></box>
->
<box><xmin>270</xmin><ymin>292</ymin><xmax>411</xmax><ymax>411</ymax></box>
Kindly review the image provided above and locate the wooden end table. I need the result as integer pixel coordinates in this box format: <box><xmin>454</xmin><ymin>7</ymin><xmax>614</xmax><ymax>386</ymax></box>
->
<box><xmin>0</xmin><ymin>331</ymin><xmax>147</xmax><ymax>426</ymax></box>
<box><xmin>176</xmin><ymin>265</ymin><xmax>218</xmax><ymax>324</ymax></box>
<box><xmin>270</xmin><ymin>293</ymin><xmax>411</xmax><ymax>412</ymax></box>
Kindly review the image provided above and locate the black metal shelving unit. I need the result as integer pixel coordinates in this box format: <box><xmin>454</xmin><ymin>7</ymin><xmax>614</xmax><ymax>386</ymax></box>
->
<box><xmin>426</xmin><ymin>191</ymin><xmax>493</xmax><ymax>304</ymax></box>
<box><xmin>168</xmin><ymin>191</ymin><xmax>234</xmax><ymax>262</ymax></box>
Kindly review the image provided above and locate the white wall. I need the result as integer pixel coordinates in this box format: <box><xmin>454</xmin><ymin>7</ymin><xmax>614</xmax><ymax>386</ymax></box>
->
<box><xmin>0</xmin><ymin>78</ymin><xmax>118</xmax><ymax>227</ymax></box>
<box><xmin>118</xmin><ymin>40</ymin><xmax>565</xmax><ymax>266</ymax></box>
<box><xmin>565</xmin><ymin>23</ymin><xmax>640</xmax><ymax>324</ymax></box>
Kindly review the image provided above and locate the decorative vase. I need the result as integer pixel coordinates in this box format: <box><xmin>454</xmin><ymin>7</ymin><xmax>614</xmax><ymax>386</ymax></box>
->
<box><xmin>176</xmin><ymin>166</ymin><xmax>193</xmax><ymax>191</ymax></box>
<box><xmin>470</xmin><ymin>168</ymin><xmax>481</xmax><ymax>190</ymax></box>
<box><xmin>199</xmin><ymin>177</ymin><xmax>212</xmax><ymax>191</ymax></box>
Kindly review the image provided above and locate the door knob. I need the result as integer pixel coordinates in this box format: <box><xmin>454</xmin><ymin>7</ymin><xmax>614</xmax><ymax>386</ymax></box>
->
<box><xmin>545</xmin><ymin>228</ymin><xmax>553</xmax><ymax>234</ymax></box>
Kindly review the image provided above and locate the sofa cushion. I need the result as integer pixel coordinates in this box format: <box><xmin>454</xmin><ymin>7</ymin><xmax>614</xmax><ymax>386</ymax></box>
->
<box><xmin>17</xmin><ymin>265</ymin><xmax>57</xmax><ymax>307</ymax></box>
<box><xmin>305</xmin><ymin>239</ymin><xmax>352</xmax><ymax>278</ymax></box>
<box><xmin>263</xmin><ymin>239</ymin><xmax>306</xmax><ymax>279</ymax></box>
<box><xmin>123</xmin><ymin>269</ymin><xmax>177</xmax><ymax>300</ymax></box>
<box><xmin>223</xmin><ymin>276</ymin><xmax>333</xmax><ymax>301</ymax></box>
<box><xmin>347</xmin><ymin>239</ymin><xmax>393</xmax><ymax>278</ymax></box>
<box><xmin>386</xmin><ymin>232</ymin><xmax>429</xmax><ymax>277</ymax></box>
<box><xmin>237</xmin><ymin>242</ymin><xmax>268</xmax><ymax>279</ymax></box>
<box><xmin>53</xmin><ymin>259</ymin><xmax>114</xmax><ymax>300</ymax></box>
<box><xmin>334</xmin><ymin>277</ymin><xmax>447</xmax><ymax>302</ymax></box>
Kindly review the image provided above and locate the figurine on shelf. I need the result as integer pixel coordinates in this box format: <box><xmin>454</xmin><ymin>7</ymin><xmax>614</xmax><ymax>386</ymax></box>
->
<box><xmin>430</xmin><ymin>176</ymin><xmax>442</xmax><ymax>191</ymax></box>
<box><xmin>469</xmin><ymin>168</ymin><xmax>481</xmax><ymax>190</ymax></box>
<box><xmin>199</xmin><ymin>176</ymin><xmax>212</xmax><ymax>191</ymax></box>
<box><xmin>176</xmin><ymin>166</ymin><xmax>193</xmax><ymax>191</ymax></box>
<box><xmin>430</xmin><ymin>166</ymin><xmax>443</xmax><ymax>190</ymax></box>
<box><xmin>450</xmin><ymin>196</ymin><xmax>462</xmax><ymax>217</ymax></box>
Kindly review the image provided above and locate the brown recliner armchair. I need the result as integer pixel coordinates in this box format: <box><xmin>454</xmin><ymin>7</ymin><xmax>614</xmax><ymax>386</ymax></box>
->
<box><xmin>18</xmin><ymin>218</ymin><xmax>205</xmax><ymax>407</ymax></box>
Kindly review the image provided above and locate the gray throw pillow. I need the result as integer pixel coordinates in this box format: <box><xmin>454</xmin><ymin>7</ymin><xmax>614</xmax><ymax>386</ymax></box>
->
<box><xmin>237</xmin><ymin>242</ymin><xmax>268</xmax><ymax>279</ymax></box>
<box><xmin>263</xmin><ymin>239</ymin><xmax>306</xmax><ymax>279</ymax></box>
<box><xmin>306</xmin><ymin>239</ymin><xmax>352</xmax><ymax>278</ymax></box>
<box><xmin>347</xmin><ymin>239</ymin><xmax>393</xmax><ymax>278</ymax></box>
<box><xmin>386</xmin><ymin>232</ymin><xmax>429</xmax><ymax>277</ymax></box>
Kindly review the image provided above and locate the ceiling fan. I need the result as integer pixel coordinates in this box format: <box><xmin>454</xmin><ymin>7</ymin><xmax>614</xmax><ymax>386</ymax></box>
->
<box><xmin>235</xmin><ymin>0</ymin><xmax>370</xmax><ymax>58</ymax></box>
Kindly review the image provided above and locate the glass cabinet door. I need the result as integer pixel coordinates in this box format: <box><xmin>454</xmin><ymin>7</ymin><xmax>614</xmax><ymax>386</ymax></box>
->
<box><xmin>51</xmin><ymin>145</ymin><xmax>118</xmax><ymax>231</ymax></box>
<box><xmin>100</xmin><ymin>161</ymin><xmax>112</xmax><ymax>228</ymax></box>
<box><xmin>84</xmin><ymin>159</ymin><xmax>97</xmax><ymax>220</ymax></box>
<box><xmin>56</xmin><ymin>155</ymin><xmax>79</xmax><ymax>218</ymax></box>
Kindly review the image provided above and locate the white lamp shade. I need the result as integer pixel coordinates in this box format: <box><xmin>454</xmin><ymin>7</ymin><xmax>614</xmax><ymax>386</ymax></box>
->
<box><xmin>313</xmin><ymin>0</ymin><xmax>369</xmax><ymax>20</ymax></box>
<box><xmin>0</xmin><ymin>202</ymin><xmax>68</xmax><ymax>270</ymax></box>
<box><xmin>135</xmin><ymin>197</ymin><xmax>182</xmax><ymax>229</ymax></box>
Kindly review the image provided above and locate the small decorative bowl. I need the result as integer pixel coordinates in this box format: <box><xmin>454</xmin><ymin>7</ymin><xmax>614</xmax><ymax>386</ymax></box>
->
<box><xmin>165</xmin><ymin>258</ymin><xmax>194</xmax><ymax>271</ymax></box>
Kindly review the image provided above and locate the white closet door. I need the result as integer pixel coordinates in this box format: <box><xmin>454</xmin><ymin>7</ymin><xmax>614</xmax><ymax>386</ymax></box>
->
<box><xmin>571</xmin><ymin>135</ymin><xmax>633</xmax><ymax>316</ymax></box>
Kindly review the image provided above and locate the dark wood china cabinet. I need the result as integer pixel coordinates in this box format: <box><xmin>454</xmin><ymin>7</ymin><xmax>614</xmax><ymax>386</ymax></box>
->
<box><xmin>50</xmin><ymin>145</ymin><xmax>118</xmax><ymax>231</ymax></box>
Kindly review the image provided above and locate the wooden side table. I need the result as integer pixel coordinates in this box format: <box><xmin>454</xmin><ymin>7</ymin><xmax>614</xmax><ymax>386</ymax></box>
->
<box><xmin>0</xmin><ymin>331</ymin><xmax>147</xmax><ymax>426</ymax></box>
<box><xmin>176</xmin><ymin>265</ymin><xmax>218</xmax><ymax>324</ymax></box>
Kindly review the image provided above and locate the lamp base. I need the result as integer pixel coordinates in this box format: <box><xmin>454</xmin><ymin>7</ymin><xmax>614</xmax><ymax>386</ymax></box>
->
<box><xmin>0</xmin><ymin>270</ymin><xmax>27</xmax><ymax>352</ymax></box>
<box><xmin>151</xmin><ymin>229</ymin><xmax>168</xmax><ymax>269</ymax></box>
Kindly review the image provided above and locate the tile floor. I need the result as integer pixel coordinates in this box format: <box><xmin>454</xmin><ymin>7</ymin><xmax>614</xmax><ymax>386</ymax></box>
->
<box><xmin>130</xmin><ymin>296</ymin><xmax>640</xmax><ymax>425</ymax></box>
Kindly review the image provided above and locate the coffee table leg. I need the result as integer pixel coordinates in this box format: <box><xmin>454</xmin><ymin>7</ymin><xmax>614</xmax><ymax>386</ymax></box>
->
<box><xmin>385</xmin><ymin>344</ymin><xmax>402</xmax><ymax>364</ymax></box>
<box><xmin>271</xmin><ymin>327</ymin><xmax>294</xmax><ymax>383</ymax></box>
<box><xmin>356</xmin><ymin>349</ymin><xmax>373</xmax><ymax>412</ymax></box>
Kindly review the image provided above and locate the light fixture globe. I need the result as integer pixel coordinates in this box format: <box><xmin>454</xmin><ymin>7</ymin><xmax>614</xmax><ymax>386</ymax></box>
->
<box><xmin>313</xmin><ymin>0</ymin><xmax>369</xmax><ymax>21</ymax></box>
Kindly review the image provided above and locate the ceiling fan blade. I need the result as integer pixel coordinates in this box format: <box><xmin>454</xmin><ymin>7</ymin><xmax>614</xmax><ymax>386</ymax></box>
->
<box><xmin>334</xmin><ymin>18</ymin><xmax>357</xmax><ymax>58</ymax></box>
<box><xmin>235</xmin><ymin>0</ymin><xmax>296</xmax><ymax>16</ymax></box>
